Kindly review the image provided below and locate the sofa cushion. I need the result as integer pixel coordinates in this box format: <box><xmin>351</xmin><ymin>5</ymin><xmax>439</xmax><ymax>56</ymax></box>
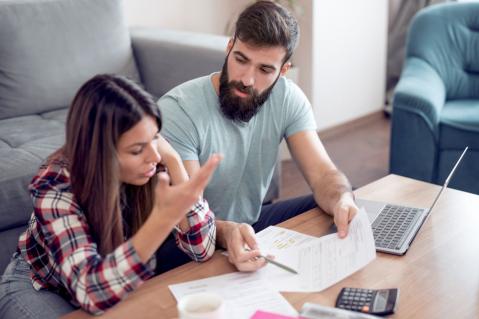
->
<box><xmin>0</xmin><ymin>226</ymin><xmax>27</xmax><ymax>273</ymax></box>
<box><xmin>0</xmin><ymin>109</ymin><xmax>68</xmax><ymax>230</ymax></box>
<box><xmin>0</xmin><ymin>0</ymin><xmax>140</xmax><ymax>120</ymax></box>
<box><xmin>439</xmin><ymin>100</ymin><xmax>479</xmax><ymax>149</ymax></box>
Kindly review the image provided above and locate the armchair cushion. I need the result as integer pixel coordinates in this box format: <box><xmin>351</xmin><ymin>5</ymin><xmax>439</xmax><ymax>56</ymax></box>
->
<box><xmin>0</xmin><ymin>0</ymin><xmax>139</xmax><ymax>120</ymax></box>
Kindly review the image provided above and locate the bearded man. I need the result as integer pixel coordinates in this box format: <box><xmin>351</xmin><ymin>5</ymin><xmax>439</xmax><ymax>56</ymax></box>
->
<box><xmin>158</xmin><ymin>1</ymin><xmax>359</xmax><ymax>272</ymax></box>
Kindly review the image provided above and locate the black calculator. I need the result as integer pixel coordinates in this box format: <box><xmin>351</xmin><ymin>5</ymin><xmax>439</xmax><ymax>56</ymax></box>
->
<box><xmin>335</xmin><ymin>287</ymin><xmax>399</xmax><ymax>316</ymax></box>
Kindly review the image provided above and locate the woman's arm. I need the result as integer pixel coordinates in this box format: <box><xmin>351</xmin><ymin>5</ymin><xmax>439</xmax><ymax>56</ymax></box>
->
<box><xmin>156</xmin><ymin>134</ymin><xmax>191</xmax><ymax>231</ymax></box>
<box><xmin>32</xmin><ymin>188</ymin><xmax>155</xmax><ymax>315</ymax></box>
<box><xmin>155</xmin><ymin>136</ymin><xmax>217</xmax><ymax>261</ymax></box>
<box><xmin>132</xmin><ymin>154</ymin><xmax>220</xmax><ymax>264</ymax></box>
<box><xmin>172</xmin><ymin>199</ymin><xmax>216</xmax><ymax>261</ymax></box>
<box><xmin>31</xmin><ymin>155</ymin><xmax>220</xmax><ymax>315</ymax></box>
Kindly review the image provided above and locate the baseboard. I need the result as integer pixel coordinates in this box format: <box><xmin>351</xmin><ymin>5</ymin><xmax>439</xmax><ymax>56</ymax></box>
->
<box><xmin>280</xmin><ymin>110</ymin><xmax>387</xmax><ymax>161</ymax></box>
<box><xmin>318</xmin><ymin>111</ymin><xmax>386</xmax><ymax>140</ymax></box>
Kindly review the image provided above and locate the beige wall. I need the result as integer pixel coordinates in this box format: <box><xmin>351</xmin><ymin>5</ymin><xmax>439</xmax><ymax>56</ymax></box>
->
<box><xmin>124</xmin><ymin>0</ymin><xmax>388</xmax><ymax>132</ymax></box>
<box><xmin>124</xmin><ymin>0</ymin><xmax>313</xmax><ymax>96</ymax></box>
<box><xmin>124</xmin><ymin>0</ymin><xmax>248</xmax><ymax>35</ymax></box>
<box><xmin>311</xmin><ymin>0</ymin><xmax>388</xmax><ymax>130</ymax></box>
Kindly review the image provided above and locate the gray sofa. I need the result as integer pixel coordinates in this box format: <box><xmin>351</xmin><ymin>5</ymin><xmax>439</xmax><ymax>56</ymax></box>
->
<box><xmin>0</xmin><ymin>0</ymin><xmax>280</xmax><ymax>274</ymax></box>
<box><xmin>0</xmin><ymin>0</ymin><xmax>231</xmax><ymax>273</ymax></box>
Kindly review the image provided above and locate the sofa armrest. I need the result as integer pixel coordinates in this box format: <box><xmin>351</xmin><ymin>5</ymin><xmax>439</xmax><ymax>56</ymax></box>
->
<box><xmin>393</xmin><ymin>57</ymin><xmax>446</xmax><ymax>134</ymax></box>
<box><xmin>390</xmin><ymin>57</ymin><xmax>446</xmax><ymax>182</ymax></box>
<box><xmin>130</xmin><ymin>27</ymin><xmax>228</xmax><ymax>98</ymax></box>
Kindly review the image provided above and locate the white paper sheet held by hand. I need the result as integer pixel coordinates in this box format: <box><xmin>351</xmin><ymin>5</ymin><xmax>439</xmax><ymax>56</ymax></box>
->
<box><xmin>255</xmin><ymin>225</ymin><xmax>317</xmax><ymax>255</ymax></box>
<box><xmin>257</xmin><ymin>208</ymin><xmax>376</xmax><ymax>292</ymax></box>
<box><xmin>169</xmin><ymin>272</ymin><xmax>297</xmax><ymax>319</ymax></box>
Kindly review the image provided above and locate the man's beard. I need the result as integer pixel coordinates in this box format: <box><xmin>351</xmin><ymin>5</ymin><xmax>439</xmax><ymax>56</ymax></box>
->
<box><xmin>218</xmin><ymin>59</ymin><xmax>279</xmax><ymax>123</ymax></box>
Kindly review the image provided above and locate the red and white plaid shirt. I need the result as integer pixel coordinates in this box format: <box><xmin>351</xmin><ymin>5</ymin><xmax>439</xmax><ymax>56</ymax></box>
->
<box><xmin>17</xmin><ymin>158</ymin><xmax>216</xmax><ymax>314</ymax></box>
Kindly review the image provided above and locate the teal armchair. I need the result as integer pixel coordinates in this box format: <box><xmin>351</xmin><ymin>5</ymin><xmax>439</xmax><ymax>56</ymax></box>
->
<box><xmin>390</xmin><ymin>2</ymin><xmax>479</xmax><ymax>194</ymax></box>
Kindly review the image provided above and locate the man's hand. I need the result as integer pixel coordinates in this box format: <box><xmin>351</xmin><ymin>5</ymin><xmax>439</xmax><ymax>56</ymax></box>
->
<box><xmin>333</xmin><ymin>193</ymin><xmax>359</xmax><ymax>238</ymax></box>
<box><xmin>217</xmin><ymin>221</ymin><xmax>267</xmax><ymax>272</ymax></box>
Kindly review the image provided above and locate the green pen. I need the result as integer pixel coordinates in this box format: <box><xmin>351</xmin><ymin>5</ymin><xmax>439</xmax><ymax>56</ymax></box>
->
<box><xmin>246</xmin><ymin>248</ymin><xmax>299</xmax><ymax>275</ymax></box>
<box><xmin>260</xmin><ymin>254</ymin><xmax>299</xmax><ymax>275</ymax></box>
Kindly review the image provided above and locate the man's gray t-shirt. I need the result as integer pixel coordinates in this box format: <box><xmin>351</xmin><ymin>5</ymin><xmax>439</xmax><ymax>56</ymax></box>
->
<box><xmin>159</xmin><ymin>74</ymin><xmax>317</xmax><ymax>224</ymax></box>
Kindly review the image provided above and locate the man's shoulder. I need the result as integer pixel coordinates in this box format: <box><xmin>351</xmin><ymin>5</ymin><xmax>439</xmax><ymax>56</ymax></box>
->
<box><xmin>161</xmin><ymin>74</ymin><xmax>212</xmax><ymax>102</ymax></box>
<box><xmin>159</xmin><ymin>74</ymin><xmax>217</xmax><ymax>116</ymax></box>
<box><xmin>271</xmin><ymin>76</ymin><xmax>306</xmax><ymax>100</ymax></box>
<box><xmin>266</xmin><ymin>76</ymin><xmax>309</xmax><ymax>113</ymax></box>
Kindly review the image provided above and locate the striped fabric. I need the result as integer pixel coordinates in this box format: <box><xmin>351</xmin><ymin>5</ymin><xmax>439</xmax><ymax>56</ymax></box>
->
<box><xmin>17</xmin><ymin>158</ymin><xmax>216</xmax><ymax>314</ymax></box>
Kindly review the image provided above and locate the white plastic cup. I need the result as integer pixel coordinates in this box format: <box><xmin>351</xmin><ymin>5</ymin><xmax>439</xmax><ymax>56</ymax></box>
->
<box><xmin>177</xmin><ymin>292</ymin><xmax>224</xmax><ymax>319</ymax></box>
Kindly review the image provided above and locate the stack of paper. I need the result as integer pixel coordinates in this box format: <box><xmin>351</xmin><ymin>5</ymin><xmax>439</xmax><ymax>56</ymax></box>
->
<box><xmin>169</xmin><ymin>209</ymin><xmax>376</xmax><ymax>318</ymax></box>
<box><xmin>169</xmin><ymin>271</ymin><xmax>297</xmax><ymax>319</ymax></box>
<box><xmin>256</xmin><ymin>208</ymin><xmax>377</xmax><ymax>292</ymax></box>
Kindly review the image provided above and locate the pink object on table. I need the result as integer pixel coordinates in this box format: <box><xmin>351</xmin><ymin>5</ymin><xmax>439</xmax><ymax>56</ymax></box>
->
<box><xmin>250</xmin><ymin>310</ymin><xmax>302</xmax><ymax>319</ymax></box>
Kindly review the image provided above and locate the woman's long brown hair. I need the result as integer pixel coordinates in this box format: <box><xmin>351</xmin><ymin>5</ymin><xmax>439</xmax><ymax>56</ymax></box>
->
<box><xmin>62</xmin><ymin>74</ymin><xmax>161</xmax><ymax>256</ymax></box>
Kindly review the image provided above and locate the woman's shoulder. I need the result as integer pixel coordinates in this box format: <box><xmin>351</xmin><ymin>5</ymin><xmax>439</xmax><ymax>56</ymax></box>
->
<box><xmin>29</xmin><ymin>151</ymin><xmax>71</xmax><ymax>194</ymax></box>
<box><xmin>29</xmin><ymin>151</ymin><xmax>85</xmax><ymax>221</ymax></box>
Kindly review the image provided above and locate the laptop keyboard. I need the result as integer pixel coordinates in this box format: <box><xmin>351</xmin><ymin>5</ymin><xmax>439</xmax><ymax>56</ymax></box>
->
<box><xmin>372</xmin><ymin>204</ymin><xmax>422</xmax><ymax>250</ymax></box>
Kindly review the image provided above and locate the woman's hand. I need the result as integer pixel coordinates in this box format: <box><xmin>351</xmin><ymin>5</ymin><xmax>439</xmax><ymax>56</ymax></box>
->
<box><xmin>132</xmin><ymin>154</ymin><xmax>221</xmax><ymax>264</ymax></box>
<box><xmin>156</xmin><ymin>134</ymin><xmax>181</xmax><ymax>166</ymax></box>
<box><xmin>156</xmin><ymin>134</ymin><xmax>188</xmax><ymax>185</ymax></box>
<box><xmin>152</xmin><ymin>154</ymin><xmax>222</xmax><ymax>226</ymax></box>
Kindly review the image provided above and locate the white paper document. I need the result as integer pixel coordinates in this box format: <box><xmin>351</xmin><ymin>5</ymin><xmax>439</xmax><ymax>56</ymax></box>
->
<box><xmin>169</xmin><ymin>272</ymin><xmax>297</xmax><ymax>319</ymax></box>
<box><xmin>255</xmin><ymin>225</ymin><xmax>317</xmax><ymax>254</ymax></box>
<box><xmin>169</xmin><ymin>209</ymin><xmax>375</xmax><ymax>317</ymax></box>
<box><xmin>256</xmin><ymin>208</ymin><xmax>376</xmax><ymax>292</ymax></box>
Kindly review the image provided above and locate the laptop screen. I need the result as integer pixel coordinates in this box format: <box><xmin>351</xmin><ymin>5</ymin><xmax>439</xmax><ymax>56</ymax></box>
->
<box><xmin>428</xmin><ymin>146</ymin><xmax>468</xmax><ymax>213</ymax></box>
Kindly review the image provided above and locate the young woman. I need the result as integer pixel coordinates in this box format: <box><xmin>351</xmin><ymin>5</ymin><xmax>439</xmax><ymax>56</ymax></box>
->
<box><xmin>0</xmin><ymin>74</ymin><xmax>221</xmax><ymax>317</ymax></box>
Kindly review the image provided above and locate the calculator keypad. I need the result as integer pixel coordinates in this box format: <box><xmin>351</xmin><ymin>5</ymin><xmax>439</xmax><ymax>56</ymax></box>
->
<box><xmin>337</xmin><ymin>287</ymin><xmax>375</xmax><ymax>312</ymax></box>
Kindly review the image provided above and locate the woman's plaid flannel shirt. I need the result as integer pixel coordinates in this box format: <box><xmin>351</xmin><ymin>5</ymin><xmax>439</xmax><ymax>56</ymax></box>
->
<box><xmin>17</xmin><ymin>159</ymin><xmax>216</xmax><ymax>314</ymax></box>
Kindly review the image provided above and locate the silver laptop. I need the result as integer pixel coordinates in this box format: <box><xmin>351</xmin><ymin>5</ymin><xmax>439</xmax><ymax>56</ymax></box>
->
<box><xmin>356</xmin><ymin>146</ymin><xmax>468</xmax><ymax>255</ymax></box>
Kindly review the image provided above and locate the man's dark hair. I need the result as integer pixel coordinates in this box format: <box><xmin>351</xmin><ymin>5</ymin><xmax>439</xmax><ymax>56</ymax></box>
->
<box><xmin>234</xmin><ymin>1</ymin><xmax>299</xmax><ymax>63</ymax></box>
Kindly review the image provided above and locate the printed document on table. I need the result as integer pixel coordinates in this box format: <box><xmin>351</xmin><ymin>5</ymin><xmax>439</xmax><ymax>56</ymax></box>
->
<box><xmin>169</xmin><ymin>272</ymin><xmax>297</xmax><ymax>319</ymax></box>
<box><xmin>257</xmin><ymin>208</ymin><xmax>376</xmax><ymax>292</ymax></box>
<box><xmin>255</xmin><ymin>225</ymin><xmax>317</xmax><ymax>255</ymax></box>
